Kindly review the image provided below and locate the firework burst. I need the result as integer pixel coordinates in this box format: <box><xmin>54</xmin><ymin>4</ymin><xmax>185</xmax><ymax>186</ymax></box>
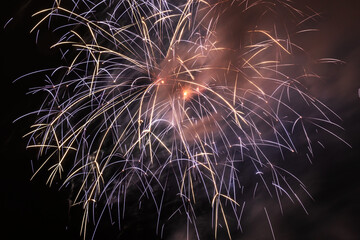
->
<box><xmin>19</xmin><ymin>0</ymin><xmax>347</xmax><ymax>239</ymax></box>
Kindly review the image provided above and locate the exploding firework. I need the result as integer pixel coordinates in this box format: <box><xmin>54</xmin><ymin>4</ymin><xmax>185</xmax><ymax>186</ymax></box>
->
<box><xmin>19</xmin><ymin>0</ymin><xmax>347</xmax><ymax>239</ymax></box>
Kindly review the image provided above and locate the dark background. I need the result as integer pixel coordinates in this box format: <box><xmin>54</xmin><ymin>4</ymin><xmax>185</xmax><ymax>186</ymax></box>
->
<box><xmin>1</xmin><ymin>0</ymin><xmax>359</xmax><ymax>239</ymax></box>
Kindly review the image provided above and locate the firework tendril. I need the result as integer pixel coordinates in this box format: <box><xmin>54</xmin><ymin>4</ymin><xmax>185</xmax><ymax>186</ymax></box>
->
<box><xmin>21</xmin><ymin>0</ymin><xmax>347</xmax><ymax>239</ymax></box>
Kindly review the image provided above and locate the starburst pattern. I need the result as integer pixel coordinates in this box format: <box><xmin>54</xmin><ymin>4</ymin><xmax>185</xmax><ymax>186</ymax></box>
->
<box><xmin>21</xmin><ymin>0</ymin><xmax>346</xmax><ymax>239</ymax></box>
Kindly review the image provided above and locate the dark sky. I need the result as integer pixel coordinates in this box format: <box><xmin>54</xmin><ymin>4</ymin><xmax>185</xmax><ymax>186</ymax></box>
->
<box><xmin>1</xmin><ymin>1</ymin><xmax>359</xmax><ymax>239</ymax></box>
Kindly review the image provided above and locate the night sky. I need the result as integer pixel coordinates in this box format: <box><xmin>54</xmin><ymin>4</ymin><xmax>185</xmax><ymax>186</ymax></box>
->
<box><xmin>2</xmin><ymin>1</ymin><xmax>360</xmax><ymax>239</ymax></box>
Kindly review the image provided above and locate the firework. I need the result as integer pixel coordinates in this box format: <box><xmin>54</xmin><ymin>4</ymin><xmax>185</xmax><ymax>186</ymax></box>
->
<box><xmin>20</xmin><ymin>0</ymin><xmax>346</xmax><ymax>239</ymax></box>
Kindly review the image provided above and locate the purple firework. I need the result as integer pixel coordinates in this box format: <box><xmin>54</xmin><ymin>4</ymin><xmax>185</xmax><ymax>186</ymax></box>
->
<box><xmin>20</xmin><ymin>0</ymin><xmax>347</xmax><ymax>239</ymax></box>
